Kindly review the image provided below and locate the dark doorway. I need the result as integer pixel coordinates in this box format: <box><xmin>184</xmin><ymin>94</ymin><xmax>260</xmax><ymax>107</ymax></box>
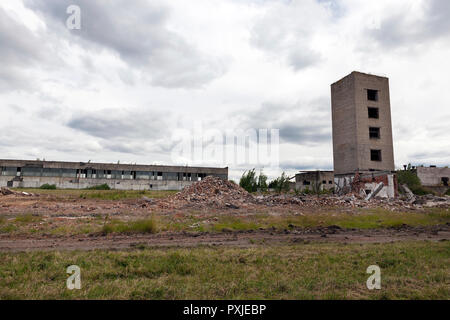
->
<box><xmin>442</xmin><ymin>177</ymin><xmax>449</xmax><ymax>187</ymax></box>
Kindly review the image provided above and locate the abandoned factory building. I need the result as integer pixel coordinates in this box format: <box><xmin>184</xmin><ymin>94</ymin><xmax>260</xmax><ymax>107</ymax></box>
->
<box><xmin>295</xmin><ymin>171</ymin><xmax>334</xmax><ymax>192</ymax></box>
<box><xmin>416</xmin><ymin>166</ymin><xmax>450</xmax><ymax>194</ymax></box>
<box><xmin>0</xmin><ymin>159</ymin><xmax>228</xmax><ymax>190</ymax></box>
<box><xmin>331</xmin><ymin>71</ymin><xmax>397</xmax><ymax>198</ymax></box>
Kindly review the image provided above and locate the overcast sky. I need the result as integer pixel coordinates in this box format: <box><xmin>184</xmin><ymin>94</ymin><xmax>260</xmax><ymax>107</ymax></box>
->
<box><xmin>1</xmin><ymin>0</ymin><xmax>449</xmax><ymax>181</ymax></box>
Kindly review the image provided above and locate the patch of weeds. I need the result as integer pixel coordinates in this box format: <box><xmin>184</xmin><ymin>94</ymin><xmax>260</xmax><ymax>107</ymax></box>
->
<box><xmin>0</xmin><ymin>224</ymin><xmax>17</xmax><ymax>233</ymax></box>
<box><xmin>15</xmin><ymin>214</ymin><xmax>41</xmax><ymax>223</ymax></box>
<box><xmin>85</xmin><ymin>184</ymin><xmax>111</xmax><ymax>190</ymax></box>
<box><xmin>102</xmin><ymin>218</ymin><xmax>158</xmax><ymax>234</ymax></box>
<box><xmin>40</xmin><ymin>184</ymin><xmax>56</xmax><ymax>190</ymax></box>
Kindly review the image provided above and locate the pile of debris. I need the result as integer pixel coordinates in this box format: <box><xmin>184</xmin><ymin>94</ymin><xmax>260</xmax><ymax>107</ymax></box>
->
<box><xmin>255</xmin><ymin>194</ymin><xmax>303</xmax><ymax>206</ymax></box>
<box><xmin>155</xmin><ymin>176</ymin><xmax>450</xmax><ymax>210</ymax></box>
<box><xmin>0</xmin><ymin>187</ymin><xmax>36</xmax><ymax>197</ymax></box>
<box><xmin>159</xmin><ymin>176</ymin><xmax>255</xmax><ymax>209</ymax></box>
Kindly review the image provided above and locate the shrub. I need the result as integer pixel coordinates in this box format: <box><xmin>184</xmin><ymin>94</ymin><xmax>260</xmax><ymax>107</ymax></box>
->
<box><xmin>270</xmin><ymin>172</ymin><xmax>291</xmax><ymax>193</ymax></box>
<box><xmin>397</xmin><ymin>170</ymin><xmax>421</xmax><ymax>187</ymax></box>
<box><xmin>85</xmin><ymin>184</ymin><xmax>111</xmax><ymax>190</ymax></box>
<box><xmin>240</xmin><ymin>169</ymin><xmax>257</xmax><ymax>192</ymax></box>
<box><xmin>40</xmin><ymin>184</ymin><xmax>56</xmax><ymax>190</ymax></box>
<box><xmin>240</xmin><ymin>169</ymin><xmax>268</xmax><ymax>192</ymax></box>
<box><xmin>446</xmin><ymin>189</ymin><xmax>450</xmax><ymax>196</ymax></box>
<box><xmin>396</xmin><ymin>167</ymin><xmax>432</xmax><ymax>195</ymax></box>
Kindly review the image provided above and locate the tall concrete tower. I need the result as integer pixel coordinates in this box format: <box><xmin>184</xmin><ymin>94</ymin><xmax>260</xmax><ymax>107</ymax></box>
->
<box><xmin>331</xmin><ymin>71</ymin><xmax>395</xmax><ymax>175</ymax></box>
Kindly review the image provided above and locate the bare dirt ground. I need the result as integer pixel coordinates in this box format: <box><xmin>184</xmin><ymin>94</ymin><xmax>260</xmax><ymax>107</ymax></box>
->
<box><xmin>1</xmin><ymin>224</ymin><xmax>449</xmax><ymax>252</ymax></box>
<box><xmin>1</xmin><ymin>177</ymin><xmax>449</xmax><ymax>252</ymax></box>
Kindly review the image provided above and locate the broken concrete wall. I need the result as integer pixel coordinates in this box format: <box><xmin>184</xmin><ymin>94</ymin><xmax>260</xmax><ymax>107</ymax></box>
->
<box><xmin>334</xmin><ymin>171</ymin><xmax>397</xmax><ymax>199</ymax></box>
<box><xmin>295</xmin><ymin>171</ymin><xmax>334</xmax><ymax>191</ymax></box>
<box><xmin>416</xmin><ymin>166</ymin><xmax>450</xmax><ymax>187</ymax></box>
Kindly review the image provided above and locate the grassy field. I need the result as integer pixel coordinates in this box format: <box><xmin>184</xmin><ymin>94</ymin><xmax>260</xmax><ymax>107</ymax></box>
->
<box><xmin>0</xmin><ymin>241</ymin><xmax>448</xmax><ymax>299</ymax></box>
<box><xmin>180</xmin><ymin>208</ymin><xmax>450</xmax><ymax>232</ymax></box>
<box><xmin>1</xmin><ymin>208</ymin><xmax>449</xmax><ymax>236</ymax></box>
<box><xmin>12</xmin><ymin>188</ymin><xmax>176</xmax><ymax>200</ymax></box>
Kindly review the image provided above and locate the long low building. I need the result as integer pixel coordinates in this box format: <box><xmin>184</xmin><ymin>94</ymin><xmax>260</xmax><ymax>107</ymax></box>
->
<box><xmin>0</xmin><ymin>159</ymin><xmax>228</xmax><ymax>190</ymax></box>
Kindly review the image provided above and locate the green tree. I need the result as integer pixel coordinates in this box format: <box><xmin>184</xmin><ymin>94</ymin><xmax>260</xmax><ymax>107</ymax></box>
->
<box><xmin>239</xmin><ymin>169</ymin><xmax>257</xmax><ymax>192</ymax></box>
<box><xmin>257</xmin><ymin>170</ymin><xmax>268</xmax><ymax>192</ymax></box>
<box><xmin>271</xmin><ymin>172</ymin><xmax>291</xmax><ymax>193</ymax></box>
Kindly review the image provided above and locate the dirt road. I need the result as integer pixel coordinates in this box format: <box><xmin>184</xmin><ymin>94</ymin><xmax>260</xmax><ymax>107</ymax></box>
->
<box><xmin>0</xmin><ymin>224</ymin><xmax>448</xmax><ymax>252</ymax></box>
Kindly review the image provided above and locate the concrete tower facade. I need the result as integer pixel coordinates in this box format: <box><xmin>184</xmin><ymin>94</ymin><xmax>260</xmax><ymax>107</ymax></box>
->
<box><xmin>331</xmin><ymin>71</ymin><xmax>395</xmax><ymax>175</ymax></box>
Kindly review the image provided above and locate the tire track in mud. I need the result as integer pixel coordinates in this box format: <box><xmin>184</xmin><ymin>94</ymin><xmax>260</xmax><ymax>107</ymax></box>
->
<box><xmin>0</xmin><ymin>225</ymin><xmax>448</xmax><ymax>252</ymax></box>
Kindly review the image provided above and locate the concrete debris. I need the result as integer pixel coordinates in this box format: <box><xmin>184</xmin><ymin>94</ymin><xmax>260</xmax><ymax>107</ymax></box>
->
<box><xmin>154</xmin><ymin>177</ymin><xmax>450</xmax><ymax>210</ymax></box>
<box><xmin>159</xmin><ymin>176</ymin><xmax>255</xmax><ymax>209</ymax></box>
<box><xmin>401</xmin><ymin>184</ymin><xmax>416</xmax><ymax>203</ymax></box>
<box><xmin>0</xmin><ymin>187</ymin><xmax>36</xmax><ymax>197</ymax></box>
<box><xmin>141</xmin><ymin>196</ymin><xmax>154</xmax><ymax>203</ymax></box>
<box><xmin>365</xmin><ymin>182</ymin><xmax>384</xmax><ymax>201</ymax></box>
<box><xmin>0</xmin><ymin>187</ymin><xmax>14</xmax><ymax>195</ymax></box>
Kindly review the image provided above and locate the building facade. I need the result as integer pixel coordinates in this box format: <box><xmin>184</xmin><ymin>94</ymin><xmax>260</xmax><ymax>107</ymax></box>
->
<box><xmin>0</xmin><ymin>159</ymin><xmax>228</xmax><ymax>190</ymax></box>
<box><xmin>331</xmin><ymin>71</ymin><xmax>396</xmax><ymax>198</ymax></box>
<box><xmin>295</xmin><ymin>171</ymin><xmax>334</xmax><ymax>192</ymax></box>
<box><xmin>331</xmin><ymin>71</ymin><xmax>395</xmax><ymax>175</ymax></box>
<box><xmin>416</xmin><ymin>166</ymin><xmax>450</xmax><ymax>187</ymax></box>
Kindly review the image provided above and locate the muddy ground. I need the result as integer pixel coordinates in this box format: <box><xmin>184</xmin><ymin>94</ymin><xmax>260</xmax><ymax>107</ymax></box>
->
<box><xmin>1</xmin><ymin>178</ymin><xmax>449</xmax><ymax>252</ymax></box>
<box><xmin>0</xmin><ymin>224</ymin><xmax>449</xmax><ymax>252</ymax></box>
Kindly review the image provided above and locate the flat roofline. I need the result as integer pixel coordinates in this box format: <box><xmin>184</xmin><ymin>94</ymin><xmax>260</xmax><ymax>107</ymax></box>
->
<box><xmin>297</xmin><ymin>170</ymin><xmax>334</xmax><ymax>174</ymax></box>
<box><xmin>331</xmin><ymin>71</ymin><xmax>389</xmax><ymax>86</ymax></box>
<box><xmin>0</xmin><ymin>159</ymin><xmax>228</xmax><ymax>171</ymax></box>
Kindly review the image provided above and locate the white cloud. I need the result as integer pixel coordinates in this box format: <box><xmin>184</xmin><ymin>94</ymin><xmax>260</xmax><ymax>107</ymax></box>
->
<box><xmin>0</xmin><ymin>0</ymin><xmax>449</xmax><ymax>181</ymax></box>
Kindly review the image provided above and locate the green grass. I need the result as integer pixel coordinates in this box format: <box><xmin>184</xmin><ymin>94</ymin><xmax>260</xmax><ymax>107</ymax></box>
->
<box><xmin>0</xmin><ymin>241</ymin><xmax>448</xmax><ymax>299</ymax></box>
<box><xmin>12</xmin><ymin>188</ymin><xmax>176</xmax><ymax>200</ymax></box>
<box><xmin>84</xmin><ymin>184</ymin><xmax>111</xmax><ymax>190</ymax></box>
<box><xmin>173</xmin><ymin>208</ymin><xmax>450</xmax><ymax>233</ymax></box>
<box><xmin>14</xmin><ymin>214</ymin><xmax>42</xmax><ymax>224</ymax></box>
<box><xmin>102</xmin><ymin>218</ymin><xmax>158</xmax><ymax>234</ymax></box>
<box><xmin>1</xmin><ymin>208</ymin><xmax>448</xmax><ymax>236</ymax></box>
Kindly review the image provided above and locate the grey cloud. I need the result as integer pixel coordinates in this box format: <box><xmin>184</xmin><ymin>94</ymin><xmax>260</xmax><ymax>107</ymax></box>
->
<box><xmin>67</xmin><ymin>108</ymin><xmax>170</xmax><ymax>140</ymax></box>
<box><xmin>250</xmin><ymin>1</ymin><xmax>323</xmax><ymax>70</ymax></box>
<box><xmin>233</xmin><ymin>99</ymin><xmax>331</xmax><ymax>146</ymax></box>
<box><xmin>0</xmin><ymin>8</ymin><xmax>50</xmax><ymax>92</ymax></box>
<box><xmin>287</xmin><ymin>49</ymin><xmax>321</xmax><ymax>71</ymax></box>
<box><xmin>279</xmin><ymin>124</ymin><xmax>331</xmax><ymax>144</ymax></box>
<box><xmin>279</xmin><ymin>160</ymin><xmax>332</xmax><ymax>171</ymax></box>
<box><xmin>409</xmin><ymin>150</ymin><xmax>450</xmax><ymax>161</ymax></box>
<box><xmin>366</xmin><ymin>0</ymin><xmax>450</xmax><ymax>49</ymax></box>
<box><xmin>25</xmin><ymin>0</ymin><xmax>227</xmax><ymax>88</ymax></box>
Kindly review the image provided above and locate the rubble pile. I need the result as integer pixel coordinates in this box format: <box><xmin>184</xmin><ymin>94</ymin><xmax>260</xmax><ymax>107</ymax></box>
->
<box><xmin>0</xmin><ymin>187</ymin><xmax>14</xmax><ymax>196</ymax></box>
<box><xmin>0</xmin><ymin>187</ymin><xmax>36</xmax><ymax>197</ymax></box>
<box><xmin>156</xmin><ymin>177</ymin><xmax>450</xmax><ymax>210</ymax></box>
<box><xmin>159</xmin><ymin>176</ymin><xmax>255</xmax><ymax>209</ymax></box>
<box><xmin>256</xmin><ymin>194</ymin><xmax>303</xmax><ymax>206</ymax></box>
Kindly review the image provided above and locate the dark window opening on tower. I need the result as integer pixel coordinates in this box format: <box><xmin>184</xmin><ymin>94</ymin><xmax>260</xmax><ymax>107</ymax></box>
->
<box><xmin>368</xmin><ymin>107</ymin><xmax>379</xmax><ymax>119</ymax></box>
<box><xmin>303</xmin><ymin>180</ymin><xmax>310</xmax><ymax>185</ymax></box>
<box><xmin>369</xmin><ymin>127</ymin><xmax>380</xmax><ymax>139</ymax></box>
<box><xmin>367</xmin><ymin>89</ymin><xmax>378</xmax><ymax>101</ymax></box>
<box><xmin>370</xmin><ymin>149</ymin><xmax>382</xmax><ymax>161</ymax></box>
